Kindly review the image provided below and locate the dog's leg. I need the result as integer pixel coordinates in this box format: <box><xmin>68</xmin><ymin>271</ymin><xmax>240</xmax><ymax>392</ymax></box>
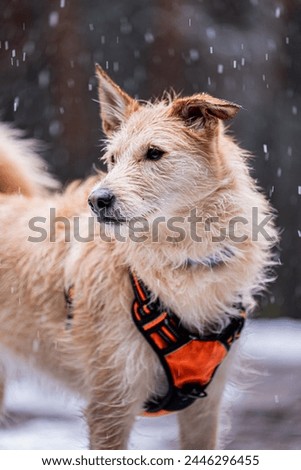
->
<box><xmin>177</xmin><ymin>392</ymin><xmax>222</xmax><ymax>450</ymax></box>
<box><xmin>86</xmin><ymin>399</ymin><xmax>137</xmax><ymax>450</ymax></box>
<box><xmin>177</xmin><ymin>353</ymin><xmax>236</xmax><ymax>450</ymax></box>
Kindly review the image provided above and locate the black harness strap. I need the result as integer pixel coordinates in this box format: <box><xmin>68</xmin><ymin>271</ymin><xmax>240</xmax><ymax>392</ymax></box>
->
<box><xmin>64</xmin><ymin>285</ymin><xmax>74</xmax><ymax>330</ymax></box>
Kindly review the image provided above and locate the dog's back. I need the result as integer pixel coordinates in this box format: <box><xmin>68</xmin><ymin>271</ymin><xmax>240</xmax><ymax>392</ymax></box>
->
<box><xmin>0</xmin><ymin>124</ymin><xmax>59</xmax><ymax>197</ymax></box>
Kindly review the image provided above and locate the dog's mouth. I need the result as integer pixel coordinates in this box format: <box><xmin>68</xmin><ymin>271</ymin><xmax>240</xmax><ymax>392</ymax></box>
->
<box><xmin>89</xmin><ymin>205</ymin><xmax>127</xmax><ymax>225</ymax></box>
<box><xmin>97</xmin><ymin>215</ymin><xmax>127</xmax><ymax>225</ymax></box>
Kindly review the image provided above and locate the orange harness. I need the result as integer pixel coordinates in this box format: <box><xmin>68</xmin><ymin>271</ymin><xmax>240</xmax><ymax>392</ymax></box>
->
<box><xmin>129</xmin><ymin>272</ymin><xmax>246</xmax><ymax>416</ymax></box>
<box><xmin>64</xmin><ymin>272</ymin><xmax>245</xmax><ymax>417</ymax></box>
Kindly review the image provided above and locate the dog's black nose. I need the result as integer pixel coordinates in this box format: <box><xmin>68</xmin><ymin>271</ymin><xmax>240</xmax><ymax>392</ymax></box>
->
<box><xmin>88</xmin><ymin>188</ymin><xmax>115</xmax><ymax>213</ymax></box>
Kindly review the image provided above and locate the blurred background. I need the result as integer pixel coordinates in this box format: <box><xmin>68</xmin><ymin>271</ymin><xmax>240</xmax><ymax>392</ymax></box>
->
<box><xmin>0</xmin><ymin>1</ymin><xmax>300</xmax><ymax>316</ymax></box>
<box><xmin>1</xmin><ymin>0</ymin><xmax>301</xmax><ymax>451</ymax></box>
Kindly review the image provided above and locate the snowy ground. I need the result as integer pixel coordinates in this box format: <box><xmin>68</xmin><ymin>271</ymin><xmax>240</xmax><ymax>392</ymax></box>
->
<box><xmin>0</xmin><ymin>318</ymin><xmax>301</xmax><ymax>450</ymax></box>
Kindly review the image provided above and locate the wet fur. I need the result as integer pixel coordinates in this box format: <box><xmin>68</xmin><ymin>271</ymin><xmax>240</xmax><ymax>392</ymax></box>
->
<box><xmin>0</xmin><ymin>67</ymin><xmax>277</xmax><ymax>449</ymax></box>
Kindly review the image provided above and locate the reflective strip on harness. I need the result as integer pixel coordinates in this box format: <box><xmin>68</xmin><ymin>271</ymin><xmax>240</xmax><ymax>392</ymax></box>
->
<box><xmin>129</xmin><ymin>271</ymin><xmax>245</xmax><ymax>416</ymax></box>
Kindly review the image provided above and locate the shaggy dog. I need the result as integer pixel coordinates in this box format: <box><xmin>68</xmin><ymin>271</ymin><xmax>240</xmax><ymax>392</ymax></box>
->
<box><xmin>0</xmin><ymin>66</ymin><xmax>277</xmax><ymax>449</ymax></box>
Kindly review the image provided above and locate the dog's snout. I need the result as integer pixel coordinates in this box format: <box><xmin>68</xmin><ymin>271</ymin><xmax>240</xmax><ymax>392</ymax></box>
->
<box><xmin>88</xmin><ymin>188</ymin><xmax>115</xmax><ymax>213</ymax></box>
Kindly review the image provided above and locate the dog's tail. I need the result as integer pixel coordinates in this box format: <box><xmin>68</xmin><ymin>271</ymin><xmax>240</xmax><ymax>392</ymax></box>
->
<box><xmin>0</xmin><ymin>123</ymin><xmax>59</xmax><ymax>197</ymax></box>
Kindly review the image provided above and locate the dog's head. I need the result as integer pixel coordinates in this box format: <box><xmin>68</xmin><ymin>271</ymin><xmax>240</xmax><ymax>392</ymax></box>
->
<box><xmin>88</xmin><ymin>65</ymin><xmax>240</xmax><ymax>227</ymax></box>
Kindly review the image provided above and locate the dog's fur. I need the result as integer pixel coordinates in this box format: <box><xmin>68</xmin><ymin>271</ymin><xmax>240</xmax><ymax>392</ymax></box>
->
<box><xmin>0</xmin><ymin>66</ymin><xmax>277</xmax><ymax>449</ymax></box>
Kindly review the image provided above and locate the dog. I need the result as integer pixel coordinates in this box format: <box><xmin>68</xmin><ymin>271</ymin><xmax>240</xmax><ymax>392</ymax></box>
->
<box><xmin>0</xmin><ymin>65</ymin><xmax>278</xmax><ymax>449</ymax></box>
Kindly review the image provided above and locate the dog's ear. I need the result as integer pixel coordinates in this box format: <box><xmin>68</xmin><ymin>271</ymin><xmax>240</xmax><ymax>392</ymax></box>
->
<box><xmin>170</xmin><ymin>94</ymin><xmax>240</xmax><ymax>131</ymax></box>
<box><xmin>95</xmin><ymin>64</ymin><xmax>139</xmax><ymax>135</ymax></box>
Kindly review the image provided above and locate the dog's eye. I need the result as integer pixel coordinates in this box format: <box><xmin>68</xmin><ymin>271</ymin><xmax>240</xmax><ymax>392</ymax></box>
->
<box><xmin>110</xmin><ymin>155</ymin><xmax>115</xmax><ymax>165</ymax></box>
<box><xmin>146</xmin><ymin>147</ymin><xmax>165</xmax><ymax>161</ymax></box>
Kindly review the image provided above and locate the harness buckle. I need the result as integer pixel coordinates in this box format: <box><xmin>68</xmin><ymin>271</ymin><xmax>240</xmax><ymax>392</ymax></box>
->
<box><xmin>179</xmin><ymin>383</ymin><xmax>208</xmax><ymax>399</ymax></box>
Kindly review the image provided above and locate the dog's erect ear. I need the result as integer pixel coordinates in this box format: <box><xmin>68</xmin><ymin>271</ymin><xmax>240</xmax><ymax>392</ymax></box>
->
<box><xmin>95</xmin><ymin>64</ymin><xmax>138</xmax><ymax>135</ymax></box>
<box><xmin>170</xmin><ymin>93</ymin><xmax>241</xmax><ymax>130</ymax></box>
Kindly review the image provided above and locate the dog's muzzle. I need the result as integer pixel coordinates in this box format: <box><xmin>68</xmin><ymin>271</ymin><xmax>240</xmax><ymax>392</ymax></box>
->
<box><xmin>88</xmin><ymin>188</ymin><xmax>125</xmax><ymax>224</ymax></box>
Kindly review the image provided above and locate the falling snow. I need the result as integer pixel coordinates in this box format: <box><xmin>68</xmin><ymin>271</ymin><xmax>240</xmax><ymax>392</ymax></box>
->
<box><xmin>275</xmin><ymin>6</ymin><xmax>281</xmax><ymax>18</ymax></box>
<box><xmin>206</xmin><ymin>27</ymin><xmax>216</xmax><ymax>39</ymax></box>
<box><xmin>38</xmin><ymin>70</ymin><xmax>50</xmax><ymax>88</ymax></box>
<box><xmin>49</xmin><ymin>121</ymin><xmax>62</xmax><ymax>137</ymax></box>
<box><xmin>144</xmin><ymin>32</ymin><xmax>154</xmax><ymax>44</ymax></box>
<box><xmin>49</xmin><ymin>12</ymin><xmax>59</xmax><ymax>28</ymax></box>
<box><xmin>292</xmin><ymin>106</ymin><xmax>298</xmax><ymax>115</ymax></box>
<box><xmin>189</xmin><ymin>49</ymin><xmax>199</xmax><ymax>61</ymax></box>
<box><xmin>13</xmin><ymin>97</ymin><xmax>19</xmax><ymax>112</ymax></box>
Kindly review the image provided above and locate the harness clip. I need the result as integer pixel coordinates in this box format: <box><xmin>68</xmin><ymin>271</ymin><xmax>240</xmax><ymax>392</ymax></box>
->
<box><xmin>180</xmin><ymin>384</ymin><xmax>208</xmax><ymax>399</ymax></box>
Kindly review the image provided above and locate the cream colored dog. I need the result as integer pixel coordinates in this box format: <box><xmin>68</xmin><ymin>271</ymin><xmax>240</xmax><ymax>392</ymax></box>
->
<box><xmin>0</xmin><ymin>66</ymin><xmax>277</xmax><ymax>449</ymax></box>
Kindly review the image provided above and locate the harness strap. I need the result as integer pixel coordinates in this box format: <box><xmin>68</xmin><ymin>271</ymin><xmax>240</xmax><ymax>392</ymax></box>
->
<box><xmin>64</xmin><ymin>285</ymin><xmax>74</xmax><ymax>329</ymax></box>
<box><xmin>129</xmin><ymin>271</ymin><xmax>245</xmax><ymax>416</ymax></box>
